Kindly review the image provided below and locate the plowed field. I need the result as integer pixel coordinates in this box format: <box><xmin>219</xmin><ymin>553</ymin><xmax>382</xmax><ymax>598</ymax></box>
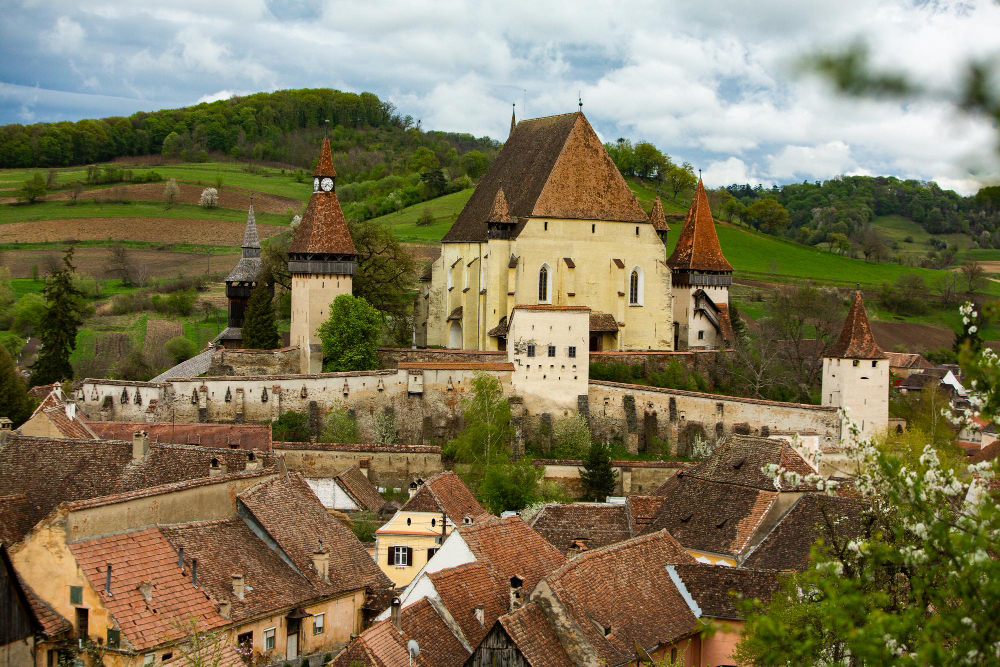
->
<box><xmin>0</xmin><ymin>218</ymin><xmax>288</xmax><ymax>245</ymax></box>
<box><xmin>0</xmin><ymin>183</ymin><xmax>301</xmax><ymax>213</ymax></box>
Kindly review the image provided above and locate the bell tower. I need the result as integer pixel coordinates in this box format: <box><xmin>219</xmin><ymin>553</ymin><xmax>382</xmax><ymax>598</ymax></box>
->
<box><xmin>288</xmin><ymin>135</ymin><xmax>357</xmax><ymax>373</ymax></box>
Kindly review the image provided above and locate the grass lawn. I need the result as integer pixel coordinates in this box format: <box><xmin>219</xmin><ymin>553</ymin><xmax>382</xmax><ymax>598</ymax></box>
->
<box><xmin>0</xmin><ymin>200</ymin><xmax>289</xmax><ymax>226</ymax></box>
<box><xmin>368</xmin><ymin>189</ymin><xmax>473</xmax><ymax>244</ymax></box>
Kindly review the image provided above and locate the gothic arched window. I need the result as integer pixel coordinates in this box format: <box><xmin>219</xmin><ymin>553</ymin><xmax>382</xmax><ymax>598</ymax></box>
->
<box><xmin>538</xmin><ymin>264</ymin><xmax>550</xmax><ymax>303</ymax></box>
<box><xmin>629</xmin><ymin>267</ymin><xmax>644</xmax><ymax>306</ymax></box>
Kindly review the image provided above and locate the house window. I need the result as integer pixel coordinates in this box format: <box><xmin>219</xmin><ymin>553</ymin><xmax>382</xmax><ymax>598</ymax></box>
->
<box><xmin>872</xmin><ymin>360</ymin><xmax>878</xmax><ymax>367</ymax></box>
<box><xmin>107</xmin><ymin>629</ymin><xmax>120</xmax><ymax>649</ymax></box>
<box><xmin>428</xmin><ymin>547</ymin><xmax>440</xmax><ymax>560</ymax></box>
<box><xmin>629</xmin><ymin>267</ymin><xmax>643</xmax><ymax>305</ymax></box>
<box><xmin>390</xmin><ymin>546</ymin><xmax>412</xmax><ymax>566</ymax></box>
<box><xmin>313</xmin><ymin>613</ymin><xmax>325</xmax><ymax>635</ymax></box>
<box><xmin>547</xmin><ymin>345</ymin><xmax>556</xmax><ymax>358</ymax></box>
<box><xmin>697</xmin><ymin>330</ymin><xmax>704</xmax><ymax>340</ymax></box>
<box><xmin>544</xmin><ymin>221</ymin><xmax>548</xmax><ymax>231</ymax></box>
<box><xmin>143</xmin><ymin>654</ymin><xmax>154</xmax><ymax>667</ymax></box>
<box><xmin>538</xmin><ymin>264</ymin><xmax>550</xmax><ymax>303</ymax></box>
<box><xmin>527</xmin><ymin>344</ymin><xmax>536</xmax><ymax>358</ymax></box>
<box><xmin>75</xmin><ymin>608</ymin><xmax>88</xmax><ymax>638</ymax></box>
<box><xmin>568</xmin><ymin>346</ymin><xmax>576</xmax><ymax>358</ymax></box>
<box><xmin>635</xmin><ymin>226</ymin><xmax>639</xmax><ymax>236</ymax></box>
<box><xmin>263</xmin><ymin>628</ymin><xmax>275</xmax><ymax>651</ymax></box>
<box><xmin>591</xmin><ymin>224</ymin><xmax>596</xmax><ymax>233</ymax></box>
<box><xmin>853</xmin><ymin>360</ymin><xmax>860</xmax><ymax>367</ymax></box>
<box><xmin>70</xmin><ymin>586</ymin><xmax>82</xmax><ymax>605</ymax></box>
<box><xmin>236</xmin><ymin>632</ymin><xmax>252</xmax><ymax>650</ymax></box>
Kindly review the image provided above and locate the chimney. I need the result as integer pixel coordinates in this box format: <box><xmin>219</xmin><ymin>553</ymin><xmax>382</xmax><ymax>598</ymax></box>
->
<box><xmin>0</xmin><ymin>418</ymin><xmax>11</xmax><ymax>445</ymax></box>
<box><xmin>509</xmin><ymin>574</ymin><xmax>524</xmax><ymax>611</ymax></box>
<box><xmin>219</xmin><ymin>600</ymin><xmax>231</xmax><ymax>620</ymax></box>
<box><xmin>359</xmin><ymin>457</ymin><xmax>371</xmax><ymax>478</ymax></box>
<box><xmin>312</xmin><ymin>540</ymin><xmax>329</xmax><ymax>582</ymax></box>
<box><xmin>232</xmin><ymin>574</ymin><xmax>245</xmax><ymax>600</ymax></box>
<box><xmin>132</xmin><ymin>430</ymin><xmax>150</xmax><ymax>460</ymax></box>
<box><xmin>65</xmin><ymin>401</ymin><xmax>76</xmax><ymax>421</ymax></box>
<box><xmin>408</xmin><ymin>481</ymin><xmax>419</xmax><ymax>499</ymax></box>
<box><xmin>191</xmin><ymin>558</ymin><xmax>198</xmax><ymax>587</ymax></box>
<box><xmin>209</xmin><ymin>458</ymin><xmax>227</xmax><ymax>476</ymax></box>
<box><xmin>138</xmin><ymin>581</ymin><xmax>152</xmax><ymax>603</ymax></box>
<box><xmin>390</xmin><ymin>597</ymin><xmax>402</xmax><ymax>631</ymax></box>
<box><xmin>105</xmin><ymin>563</ymin><xmax>112</xmax><ymax>595</ymax></box>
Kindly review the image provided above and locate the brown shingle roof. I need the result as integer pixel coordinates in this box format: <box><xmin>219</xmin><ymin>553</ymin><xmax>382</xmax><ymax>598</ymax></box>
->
<box><xmin>336</xmin><ymin>464</ymin><xmax>388</xmax><ymax>514</ymax></box>
<box><xmin>885</xmin><ymin>351</ymin><xmax>934</xmax><ymax>370</ymax></box>
<box><xmin>672</xmin><ymin>564</ymin><xmax>780</xmax><ymax>620</ymax></box>
<box><xmin>528</xmin><ymin>503</ymin><xmax>631</xmax><ymax>554</ymax></box>
<box><xmin>0</xmin><ymin>494</ymin><xmax>34</xmax><ymax>545</ymax></box>
<box><xmin>648</xmin><ymin>196</ymin><xmax>670</xmax><ymax>232</ymax></box>
<box><xmin>330</xmin><ymin>619</ymin><xmax>413</xmax><ymax>667</ymax></box>
<box><xmin>399</xmin><ymin>471</ymin><xmax>490</xmax><ymax>524</ymax></box>
<box><xmin>969</xmin><ymin>439</ymin><xmax>1000</xmax><ymax>464</ymax></box>
<box><xmin>86</xmin><ymin>422</ymin><xmax>272</xmax><ymax>451</ymax></box>
<box><xmin>458</xmin><ymin>516</ymin><xmax>565</xmax><ymax>592</ymax></box>
<box><xmin>825</xmin><ymin>290</ymin><xmax>886</xmax><ymax>359</ymax></box>
<box><xmin>666</xmin><ymin>178</ymin><xmax>733</xmax><ymax>272</ymax></box>
<box><xmin>443</xmin><ymin>113</ymin><xmax>646</xmax><ymax>243</ymax></box>
<box><xmin>238</xmin><ymin>472</ymin><xmax>392</xmax><ymax>595</ymax></box>
<box><xmin>69</xmin><ymin>527</ymin><xmax>228</xmax><ymax>651</ymax></box>
<box><xmin>685</xmin><ymin>435</ymin><xmax>817</xmax><ymax>492</ymax></box>
<box><xmin>495</xmin><ymin>602</ymin><xmax>575</xmax><ymax>667</ymax></box>
<box><xmin>0</xmin><ymin>435</ymin><xmax>275</xmax><ymax>543</ymax></box>
<box><xmin>288</xmin><ymin>138</ymin><xmax>356</xmax><ymax>256</ymax></box>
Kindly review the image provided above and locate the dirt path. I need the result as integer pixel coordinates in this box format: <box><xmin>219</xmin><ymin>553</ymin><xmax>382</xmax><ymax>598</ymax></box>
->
<box><xmin>0</xmin><ymin>183</ymin><xmax>301</xmax><ymax>213</ymax></box>
<box><xmin>0</xmin><ymin>218</ymin><xmax>288</xmax><ymax>245</ymax></box>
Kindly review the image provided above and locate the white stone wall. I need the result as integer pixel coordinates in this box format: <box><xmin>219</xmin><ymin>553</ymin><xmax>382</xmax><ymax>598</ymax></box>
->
<box><xmin>508</xmin><ymin>308</ymin><xmax>590</xmax><ymax>413</ymax></box>
<box><xmin>821</xmin><ymin>356</ymin><xmax>889</xmax><ymax>441</ymax></box>
<box><xmin>305</xmin><ymin>477</ymin><xmax>358</xmax><ymax>511</ymax></box>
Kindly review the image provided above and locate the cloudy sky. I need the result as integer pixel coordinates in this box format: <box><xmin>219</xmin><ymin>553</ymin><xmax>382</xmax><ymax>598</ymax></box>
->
<box><xmin>2</xmin><ymin>0</ymin><xmax>998</xmax><ymax>193</ymax></box>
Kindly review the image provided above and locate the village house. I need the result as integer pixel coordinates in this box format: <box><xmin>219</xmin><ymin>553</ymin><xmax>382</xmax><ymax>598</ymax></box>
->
<box><xmin>374</xmin><ymin>471</ymin><xmax>491</xmax><ymax>587</ymax></box>
<box><xmin>306</xmin><ymin>461</ymin><xmax>397</xmax><ymax>516</ymax></box>
<box><xmin>8</xmin><ymin>470</ymin><xmax>392</xmax><ymax>666</ymax></box>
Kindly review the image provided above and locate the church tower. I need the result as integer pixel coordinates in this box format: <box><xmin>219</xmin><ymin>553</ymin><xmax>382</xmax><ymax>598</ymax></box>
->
<box><xmin>822</xmin><ymin>290</ymin><xmax>889</xmax><ymax>441</ymax></box>
<box><xmin>288</xmin><ymin>137</ymin><xmax>357</xmax><ymax>373</ymax></box>
<box><xmin>220</xmin><ymin>200</ymin><xmax>263</xmax><ymax>348</ymax></box>
<box><xmin>667</xmin><ymin>178</ymin><xmax>734</xmax><ymax>350</ymax></box>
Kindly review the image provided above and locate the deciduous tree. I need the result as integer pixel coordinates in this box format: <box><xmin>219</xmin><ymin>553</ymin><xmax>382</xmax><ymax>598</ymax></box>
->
<box><xmin>317</xmin><ymin>294</ymin><xmax>382</xmax><ymax>371</ymax></box>
<box><xmin>17</xmin><ymin>173</ymin><xmax>46</xmax><ymax>204</ymax></box>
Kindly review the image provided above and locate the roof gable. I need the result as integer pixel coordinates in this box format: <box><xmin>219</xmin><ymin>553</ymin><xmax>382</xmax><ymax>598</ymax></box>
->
<box><xmin>458</xmin><ymin>516</ymin><xmax>565</xmax><ymax>591</ymax></box>
<box><xmin>288</xmin><ymin>138</ymin><xmax>356</xmax><ymax>256</ymax></box>
<box><xmin>666</xmin><ymin>178</ymin><xmax>733</xmax><ymax>272</ymax></box>
<box><xmin>825</xmin><ymin>290</ymin><xmax>886</xmax><ymax>359</ymax></box>
<box><xmin>496</xmin><ymin>602</ymin><xmax>575</xmax><ymax>667</ymax></box>
<box><xmin>400</xmin><ymin>471</ymin><xmax>490</xmax><ymax>524</ymax></box>
<box><xmin>335</xmin><ymin>464</ymin><xmax>387</xmax><ymax>514</ymax></box>
<box><xmin>528</xmin><ymin>503</ymin><xmax>631</xmax><ymax>554</ymax></box>
<box><xmin>687</xmin><ymin>435</ymin><xmax>817</xmax><ymax>491</ymax></box>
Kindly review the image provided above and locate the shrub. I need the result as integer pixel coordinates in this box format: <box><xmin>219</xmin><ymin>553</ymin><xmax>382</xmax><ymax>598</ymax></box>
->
<box><xmin>113</xmin><ymin>349</ymin><xmax>154</xmax><ymax>381</ymax></box>
<box><xmin>350</xmin><ymin>514</ymin><xmax>379</xmax><ymax>543</ymax></box>
<box><xmin>110</xmin><ymin>291</ymin><xmax>153</xmax><ymax>315</ymax></box>
<box><xmin>272</xmin><ymin>410</ymin><xmax>310</xmax><ymax>442</ymax></box>
<box><xmin>163</xmin><ymin>178</ymin><xmax>180</xmax><ymax>206</ymax></box>
<box><xmin>199</xmin><ymin>187</ymin><xmax>218</xmax><ymax>208</ymax></box>
<box><xmin>11</xmin><ymin>294</ymin><xmax>46</xmax><ymax>336</ymax></box>
<box><xmin>322</xmin><ymin>406</ymin><xmax>359</xmax><ymax>443</ymax></box>
<box><xmin>416</xmin><ymin>207</ymin><xmax>434</xmax><ymax>226</ymax></box>
<box><xmin>17</xmin><ymin>173</ymin><xmax>46</xmax><ymax>204</ymax></box>
<box><xmin>164</xmin><ymin>336</ymin><xmax>197</xmax><ymax>364</ymax></box>
<box><xmin>551</xmin><ymin>414</ymin><xmax>591</xmax><ymax>458</ymax></box>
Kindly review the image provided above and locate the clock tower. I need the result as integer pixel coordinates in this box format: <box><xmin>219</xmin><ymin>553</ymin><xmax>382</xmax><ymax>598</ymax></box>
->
<box><xmin>288</xmin><ymin>136</ymin><xmax>358</xmax><ymax>373</ymax></box>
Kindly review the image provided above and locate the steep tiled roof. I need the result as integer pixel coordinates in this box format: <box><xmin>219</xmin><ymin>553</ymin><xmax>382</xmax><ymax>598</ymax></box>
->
<box><xmin>444</xmin><ymin>113</ymin><xmax>646</xmax><ymax>242</ymax></box>
<box><xmin>0</xmin><ymin>494</ymin><xmax>34</xmax><ymax>545</ymax></box>
<box><xmin>528</xmin><ymin>503</ymin><xmax>631</xmax><ymax>554</ymax></box>
<box><xmin>69</xmin><ymin>527</ymin><xmax>227</xmax><ymax>651</ymax></box>
<box><xmin>150</xmin><ymin>348</ymin><xmax>213</xmax><ymax>381</ymax></box>
<box><xmin>336</xmin><ymin>464</ymin><xmax>387</xmax><ymax>514</ymax></box>
<box><xmin>288</xmin><ymin>138</ymin><xmax>357</xmax><ymax>256</ymax></box>
<box><xmin>238</xmin><ymin>472</ymin><xmax>391</xmax><ymax>595</ymax></box>
<box><xmin>648</xmin><ymin>196</ymin><xmax>671</xmax><ymax>233</ymax></box>
<box><xmin>17</xmin><ymin>572</ymin><xmax>71</xmax><ymax>637</ymax></box>
<box><xmin>825</xmin><ymin>290</ymin><xmax>886</xmax><ymax>360</ymax></box>
<box><xmin>27</xmin><ymin>387</ymin><xmax>97</xmax><ymax>439</ymax></box>
<box><xmin>626</xmin><ymin>495</ymin><xmax>665</xmax><ymax>534</ymax></box>
<box><xmin>716</xmin><ymin>303</ymin><xmax>736</xmax><ymax>344</ymax></box>
<box><xmin>969</xmin><ymin>439</ymin><xmax>1000</xmax><ymax>464</ymax></box>
<box><xmin>672</xmin><ymin>564</ymin><xmax>780</xmax><ymax>620</ymax></box>
<box><xmin>0</xmin><ymin>435</ymin><xmax>275</xmax><ymax>543</ymax></box>
<box><xmin>743</xmin><ymin>494</ymin><xmax>865</xmax><ymax>571</ymax></box>
<box><xmin>225</xmin><ymin>203</ymin><xmax>262</xmax><ymax>283</ymax></box>
<box><xmin>589</xmin><ymin>312</ymin><xmax>619</xmax><ymax>332</ymax></box>
<box><xmin>427</xmin><ymin>562</ymin><xmax>506</xmax><ymax>648</ymax></box>
<box><xmin>885</xmin><ymin>351</ymin><xmax>934</xmax><ymax>370</ymax></box>
<box><xmin>542</xmin><ymin>530</ymin><xmax>698</xmax><ymax>664</ymax></box>
<box><xmin>686</xmin><ymin>435</ymin><xmax>817</xmax><ymax>492</ymax></box>
<box><xmin>647</xmin><ymin>475</ymin><xmax>778</xmax><ymax>558</ymax></box>
<box><xmin>458</xmin><ymin>516</ymin><xmax>565</xmax><ymax>591</ymax></box>
<box><xmin>86</xmin><ymin>422</ymin><xmax>272</xmax><ymax>451</ymax></box>
<box><xmin>330</xmin><ymin>619</ymin><xmax>414</xmax><ymax>667</ymax></box>
<box><xmin>496</xmin><ymin>602</ymin><xmax>575</xmax><ymax>667</ymax></box>
<box><xmin>486</xmin><ymin>187</ymin><xmax>516</xmax><ymax>224</ymax></box>
<box><xmin>666</xmin><ymin>178</ymin><xmax>733</xmax><ymax>272</ymax></box>
<box><xmin>400</xmin><ymin>471</ymin><xmax>490</xmax><ymax>524</ymax></box>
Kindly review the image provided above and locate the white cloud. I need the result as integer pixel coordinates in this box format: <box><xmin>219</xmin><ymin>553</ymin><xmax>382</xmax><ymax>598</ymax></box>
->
<box><xmin>702</xmin><ymin>157</ymin><xmax>771</xmax><ymax>189</ymax></box>
<box><xmin>196</xmin><ymin>89</ymin><xmax>238</xmax><ymax>104</ymax></box>
<box><xmin>40</xmin><ymin>16</ymin><xmax>84</xmax><ymax>54</ymax></box>
<box><xmin>766</xmin><ymin>141</ymin><xmax>855</xmax><ymax>181</ymax></box>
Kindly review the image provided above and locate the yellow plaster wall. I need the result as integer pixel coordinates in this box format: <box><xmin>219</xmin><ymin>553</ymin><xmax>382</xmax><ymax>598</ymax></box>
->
<box><xmin>19</xmin><ymin>412</ymin><xmax>64</xmax><ymax>438</ymax></box>
<box><xmin>374</xmin><ymin>511</ymin><xmax>450</xmax><ymax>587</ymax></box>
<box><xmin>290</xmin><ymin>272</ymin><xmax>353</xmax><ymax>374</ymax></box>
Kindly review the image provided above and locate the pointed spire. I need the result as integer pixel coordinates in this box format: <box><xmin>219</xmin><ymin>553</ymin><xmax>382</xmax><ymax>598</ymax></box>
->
<box><xmin>666</xmin><ymin>177</ymin><xmax>733</xmax><ymax>272</ymax></box>
<box><xmin>510</xmin><ymin>103</ymin><xmax>516</xmax><ymax>137</ymax></box>
<box><xmin>648</xmin><ymin>196</ymin><xmax>669</xmax><ymax>232</ymax></box>
<box><xmin>486</xmin><ymin>187</ymin><xmax>516</xmax><ymax>224</ymax></box>
<box><xmin>825</xmin><ymin>290</ymin><xmax>886</xmax><ymax>359</ymax></box>
<box><xmin>313</xmin><ymin>137</ymin><xmax>337</xmax><ymax>179</ymax></box>
<box><xmin>241</xmin><ymin>197</ymin><xmax>260</xmax><ymax>257</ymax></box>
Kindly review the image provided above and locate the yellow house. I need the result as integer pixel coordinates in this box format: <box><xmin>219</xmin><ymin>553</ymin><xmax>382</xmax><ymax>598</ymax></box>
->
<box><xmin>416</xmin><ymin>111</ymin><xmax>674</xmax><ymax>352</ymax></box>
<box><xmin>374</xmin><ymin>471</ymin><xmax>491</xmax><ymax>587</ymax></box>
<box><xmin>19</xmin><ymin>386</ymin><xmax>98</xmax><ymax>440</ymax></box>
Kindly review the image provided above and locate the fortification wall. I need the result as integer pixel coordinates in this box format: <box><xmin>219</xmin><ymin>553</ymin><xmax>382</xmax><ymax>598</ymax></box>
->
<box><xmin>377</xmin><ymin>347</ymin><xmax>508</xmax><ymax>368</ymax></box>
<box><xmin>274</xmin><ymin>442</ymin><xmax>443</xmax><ymax>489</ymax></box>
<box><xmin>533</xmin><ymin>459</ymin><xmax>691</xmax><ymax>498</ymax></box>
<box><xmin>206</xmin><ymin>346</ymin><xmax>300</xmax><ymax>376</ymax></box>
<box><xmin>590</xmin><ymin>349</ymin><xmax>720</xmax><ymax>374</ymax></box>
<box><xmin>588</xmin><ymin>381</ymin><xmax>841</xmax><ymax>455</ymax></box>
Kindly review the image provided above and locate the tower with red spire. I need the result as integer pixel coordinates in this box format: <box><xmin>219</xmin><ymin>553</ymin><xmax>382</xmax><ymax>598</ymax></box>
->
<box><xmin>287</xmin><ymin>137</ymin><xmax>358</xmax><ymax>373</ymax></box>
<box><xmin>667</xmin><ymin>177</ymin><xmax>733</xmax><ymax>350</ymax></box>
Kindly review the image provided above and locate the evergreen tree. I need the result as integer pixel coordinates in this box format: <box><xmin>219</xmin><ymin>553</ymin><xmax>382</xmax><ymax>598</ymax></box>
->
<box><xmin>0</xmin><ymin>346</ymin><xmax>35</xmax><ymax>426</ymax></box>
<box><xmin>30</xmin><ymin>247</ymin><xmax>83</xmax><ymax>387</ymax></box>
<box><xmin>241</xmin><ymin>277</ymin><xmax>279</xmax><ymax>349</ymax></box>
<box><xmin>580</xmin><ymin>441</ymin><xmax>618</xmax><ymax>501</ymax></box>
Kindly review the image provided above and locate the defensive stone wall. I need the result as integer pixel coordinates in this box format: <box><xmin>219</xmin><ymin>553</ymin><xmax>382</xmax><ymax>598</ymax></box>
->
<box><xmin>377</xmin><ymin>347</ymin><xmax>507</xmax><ymax>368</ymax></box>
<box><xmin>590</xmin><ymin>349</ymin><xmax>720</xmax><ymax>374</ymax></box>
<box><xmin>533</xmin><ymin>458</ymin><xmax>692</xmax><ymax>498</ymax></box>
<box><xmin>206</xmin><ymin>346</ymin><xmax>299</xmax><ymax>376</ymax></box>
<box><xmin>588</xmin><ymin>380</ymin><xmax>841</xmax><ymax>455</ymax></box>
<box><xmin>273</xmin><ymin>442</ymin><xmax>443</xmax><ymax>489</ymax></box>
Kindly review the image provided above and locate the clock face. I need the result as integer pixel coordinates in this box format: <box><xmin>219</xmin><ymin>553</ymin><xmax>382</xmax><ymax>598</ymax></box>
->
<box><xmin>321</xmin><ymin>177</ymin><xmax>334</xmax><ymax>192</ymax></box>
<box><xmin>313</xmin><ymin>177</ymin><xmax>320</xmax><ymax>192</ymax></box>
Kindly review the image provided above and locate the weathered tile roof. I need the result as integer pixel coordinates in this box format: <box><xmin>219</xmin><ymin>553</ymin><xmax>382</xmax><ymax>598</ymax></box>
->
<box><xmin>16</xmin><ymin>571</ymin><xmax>71</xmax><ymax>637</ymax></box>
<box><xmin>288</xmin><ymin>137</ymin><xmax>357</xmax><ymax>256</ymax></box>
<box><xmin>626</xmin><ymin>495</ymin><xmax>665</xmax><ymax>534</ymax></box>
<box><xmin>885</xmin><ymin>351</ymin><xmax>934</xmax><ymax>370</ymax></box>
<box><xmin>684</xmin><ymin>434</ymin><xmax>817</xmax><ymax>492</ymax></box>
<box><xmin>672</xmin><ymin>563</ymin><xmax>780</xmax><ymax>620</ymax></box>
<box><xmin>969</xmin><ymin>439</ymin><xmax>1000</xmax><ymax>463</ymax></box>
<box><xmin>666</xmin><ymin>178</ymin><xmax>733</xmax><ymax>273</ymax></box>
<box><xmin>716</xmin><ymin>302</ymin><xmax>736</xmax><ymax>344</ymax></box>
<box><xmin>86</xmin><ymin>422</ymin><xmax>272</xmax><ymax>451</ymax></box>
<box><xmin>825</xmin><ymin>290</ymin><xmax>886</xmax><ymax>360</ymax></box>
<box><xmin>528</xmin><ymin>503</ymin><xmax>631</xmax><ymax>554</ymax></box>
<box><xmin>647</xmin><ymin>474</ymin><xmax>778</xmax><ymax>558</ymax></box>
<box><xmin>238</xmin><ymin>472</ymin><xmax>392</xmax><ymax>595</ymax></box>
<box><xmin>589</xmin><ymin>312</ymin><xmax>620</xmax><ymax>332</ymax></box>
<box><xmin>331</xmin><ymin>619</ymin><xmax>411</xmax><ymax>667</ymax></box>
<box><xmin>648</xmin><ymin>195</ymin><xmax>671</xmax><ymax>233</ymax></box>
<box><xmin>457</xmin><ymin>516</ymin><xmax>565</xmax><ymax>593</ymax></box>
<box><xmin>27</xmin><ymin>387</ymin><xmax>97</xmax><ymax>439</ymax></box>
<box><xmin>496</xmin><ymin>602</ymin><xmax>575</xmax><ymax>667</ymax></box>
<box><xmin>0</xmin><ymin>494</ymin><xmax>34</xmax><ymax>545</ymax></box>
<box><xmin>336</xmin><ymin>464</ymin><xmax>388</xmax><ymax>514</ymax></box>
<box><xmin>397</xmin><ymin>361</ymin><xmax>514</xmax><ymax>371</ymax></box>
<box><xmin>69</xmin><ymin>527</ymin><xmax>228</xmax><ymax>651</ymax></box>
<box><xmin>542</xmin><ymin>530</ymin><xmax>698</xmax><ymax>664</ymax></box>
<box><xmin>427</xmin><ymin>562</ymin><xmax>506</xmax><ymax>649</ymax></box>
<box><xmin>443</xmin><ymin>112</ymin><xmax>647</xmax><ymax>242</ymax></box>
<box><xmin>742</xmin><ymin>494</ymin><xmax>866</xmax><ymax>571</ymax></box>
<box><xmin>0</xmin><ymin>435</ymin><xmax>275</xmax><ymax>543</ymax></box>
<box><xmin>486</xmin><ymin>187</ymin><xmax>516</xmax><ymax>224</ymax></box>
<box><xmin>399</xmin><ymin>471</ymin><xmax>490</xmax><ymax>524</ymax></box>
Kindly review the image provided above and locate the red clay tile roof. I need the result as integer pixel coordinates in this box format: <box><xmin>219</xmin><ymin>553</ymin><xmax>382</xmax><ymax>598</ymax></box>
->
<box><xmin>289</xmin><ymin>139</ymin><xmax>356</xmax><ymax>256</ymax></box>
<box><xmin>672</xmin><ymin>564</ymin><xmax>780</xmax><ymax>620</ymax></box>
<box><xmin>0</xmin><ymin>494</ymin><xmax>34</xmax><ymax>545</ymax></box>
<box><xmin>458</xmin><ymin>516</ymin><xmax>565</xmax><ymax>592</ymax></box>
<box><xmin>716</xmin><ymin>302</ymin><xmax>736</xmax><ymax>344</ymax></box>
<box><xmin>685</xmin><ymin>435</ymin><xmax>817</xmax><ymax>492</ymax></box>
<box><xmin>0</xmin><ymin>435</ymin><xmax>276</xmax><ymax>543</ymax></box>
<box><xmin>400</xmin><ymin>471</ymin><xmax>490</xmax><ymax>524</ymax></box>
<box><xmin>885</xmin><ymin>352</ymin><xmax>934</xmax><ymax>370</ymax></box>
<box><xmin>496</xmin><ymin>602</ymin><xmax>575</xmax><ymax>667</ymax></box>
<box><xmin>69</xmin><ymin>527</ymin><xmax>228</xmax><ymax>651</ymax></box>
<box><xmin>313</xmin><ymin>136</ymin><xmax>338</xmax><ymax>178</ymax></box>
<box><xmin>542</xmin><ymin>530</ymin><xmax>698</xmax><ymax>664</ymax></box>
<box><xmin>825</xmin><ymin>290</ymin><xmax>886</xmax><ymax>359</ymax></box>
<box><xmin>666</xmin><ymin>178</ymin><xmax>733</xmax><ymax>273</ymax></box>
<box><xmin>648</xmin><ymin>196</ymin><xmax>671</xmax><ymax>233</ymax></box>
<box><xmin>336</xmin><ymin>464</ymin><xmax>388</xmax><ymax>514</ymax></box>
<box><xmin>486</xmin><ymin>187</ymin><xmax>516</xmax><ymax>224</ymax></box>
<box><xmin>238</xmin><ymin>473</ymin><xmax>392</xmax><ymax>595</ymax></box>
<box><xmin>626</xmin><ymin>495</ymin><xmax>665</xmax><ymax>534</ymax></box>
<box><xmin>528</xmin><ymin>503</ymin><xmax>631</xmax><ymax>554</ymax></box>
<box><xmin>427</xmin><ymin>562</ymin><xmax>506</xmax><ymax>648</ymax></box>
<box><xmin>28</xmin><ymin>383</ymin><xmax>59</xmax><ymax>399</ymax></box>
<box><xmin>86</xmin><ymin>422</ymin><xmax>272</xmax><ymax>451</ymax></box>
<box><xmin>330</xmin><ymin>619</ymin><xmax>414</xmax><ymax>667</ymax></box>
<box><xmin>399</xmin><ymin>598</ymin><xmax>470</xmax><ymax>667</ymax></box>
<box><xmin>16</xmin><ymin>572</ymin><xmax>71</xmax><ymax>637</ymax></box>
<box><xmin>589</xmin><ymin>312</ymin><xmax>619</xmax><ymax>332</ymax></box>
<box><xmin>969</xmin><ymin>439</ymin><xmax>1000</xmax><ymax>464</ymax></box>
<box><xmin>444</xmin><ymin>113</ymin><xmax>646</xmax><ymax>243</ymax></box>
